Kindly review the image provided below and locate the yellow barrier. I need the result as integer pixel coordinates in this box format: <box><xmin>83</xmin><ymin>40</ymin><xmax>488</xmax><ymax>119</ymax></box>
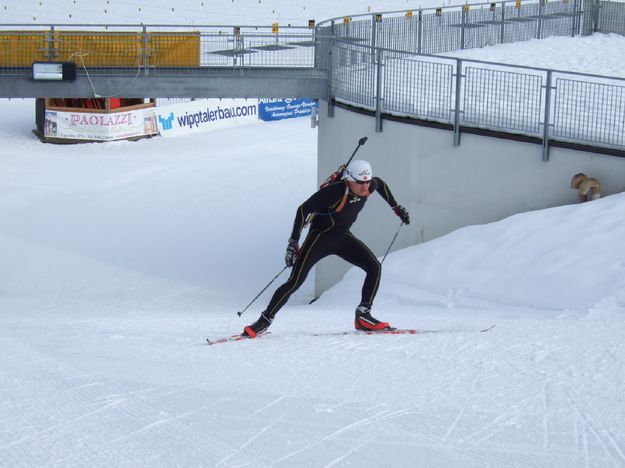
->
<box><xmin>148</xmin><ymin>32</ymin><xmax>200</xmax><ymax>67</ymax></box>
<box><xmin>0</xmin><ymin>32</ymin><xmax>49</xmax><ymax>66</ymax></box>
<box><xmin>56</xmin><ymin>32</ymin><xmax>144</xmax><ymax>67</ymax></box>
<box><xmin>0</xmin><ymin>31</ymin><xmax>200</xmax><ymax>67</ymax></box>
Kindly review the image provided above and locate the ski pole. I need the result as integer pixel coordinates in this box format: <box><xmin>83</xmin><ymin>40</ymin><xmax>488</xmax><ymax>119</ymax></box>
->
<box><xmin>319</xmin><ymin>136</ymin><xmax>368</xmax><ymax>188</ymax></box>
<box><xmin>340</xmin><ymin>136</ymin><xmax>369</xmax><ymax>179</ymax></box>
<box><xmin>381</xmin><ymin>222</ymin><xmax>404</xmax><ymax>265</ymax></box>
<box><xmin>237</xmin><ymin>265</ymin><xmax>289</xmax><ymax>317</ymax></box>
<box><xmin>346</xmin><ymin>136</ymin><xmax>368</xmax><ymax>167</ymax></box>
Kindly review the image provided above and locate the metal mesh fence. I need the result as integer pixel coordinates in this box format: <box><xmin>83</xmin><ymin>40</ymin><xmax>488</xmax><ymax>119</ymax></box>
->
<box><xmin>595</xmin><ymin>0</ymin><xmax>625</xmax><ymax>34</ymax></box>
<box><xmin>463</xmin><ymin>66</ymin><xmax>544</xmax><ymax>134</ymax></box>
<box><xmin>501</xmin><ymin>3</ymin><xmax>541</xmax><ymax>43</ymax></box>
<box><xmin>1</xmin><ymin>1</ymin><xmax>624</xmax><ymax>150</ymax></box>
<box><xmin>324</xmin><ymin>0</ymin><xmax>625</xmax><ymax>150</ymax></box>
<box><xmin>375</xmin><ymin>15</ymin><xmax>421</xmax><ymax>52</ymax></box>
<box><xmin>421</xmin><ymin>9</ymin><xmax>463</xmax><ymax>54</ymax></box>
<box><xmin>553</xmin><ymin>77</ymin><xmax>625</xmax><ymax>146</ymax></box>
<box><xmin>463</xmin><ymin>6</ymin><xmax>506</xmax><ymax>49</ymax></box>
<box><xmin>540</xmin><ymin>0</ymin><xmax>580</xmax><ymax>38</ymax></box>
<box><xmin>383</xmin><ymin>56</ymin><xmax>453</xmax><ymax>121</ymax></box>
<box><xmin>328</xmin><ymin>0</ymin><xmax>583</xmax><ymax>55</ymax></box>
<box><xmin>331</xmin><ymin>41</ymin><xmax>376</xmax><ymax>108</ymax></box>
<box><xmin>331</xmin><ymin>36</ymin><xmax>625</xmax><ymax>149</ymax></box>
<box><xmin>0</xmin><ymin>25</ymin><xmax>318</xmax><ymax>76</ymax></box>
<box><xmin>333</xmin><ymin>19</ymin><xmax>372</xmax><ymax>44</ymax></box>
<box><xmin>0</xmin><ymin>30</ymin><xmax>49</xmax><ymax>73</ymax></box>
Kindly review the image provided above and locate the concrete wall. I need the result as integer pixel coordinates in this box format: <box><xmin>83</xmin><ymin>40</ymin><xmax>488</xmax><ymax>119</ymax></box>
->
<box><xmin>314</xmin><ymin>101</ymin><xmax>625</xmax><ymax>298</ymax></box>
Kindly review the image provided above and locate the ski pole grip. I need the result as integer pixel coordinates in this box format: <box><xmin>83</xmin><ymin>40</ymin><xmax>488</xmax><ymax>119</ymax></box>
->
<box><xmin>358</xmin><ymin>136</ymin><xmax>368</xmax><ymax>146</ymax></box>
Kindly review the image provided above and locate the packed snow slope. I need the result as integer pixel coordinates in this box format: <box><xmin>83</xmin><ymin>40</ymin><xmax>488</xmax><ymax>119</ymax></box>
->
<box><xmin>1</xmin><ymin>96</ymin><xmax>625</xmax><ymax>467</ymax></box>
<box><xmin>1</xmin><ymin>0</ymin><xmax>461</xmax><ymax>26</ymax></box>
<box><xmin>2</xmin><ymin>3</ymin><xmax>625</xmax><ymax>466</ymax></box>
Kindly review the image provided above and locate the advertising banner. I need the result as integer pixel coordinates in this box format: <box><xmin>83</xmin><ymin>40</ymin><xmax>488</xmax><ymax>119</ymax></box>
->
<box><xmin>156</xmin><ymin>98</ymin><xmax>260</xmax><ymax>137</ymax></box>
<box><xmin>44</xmin><ymin>107</ymin><xmax>158</xmax><ymax>141</ymax></box>
<box><xmin>258</xmin><ymin>98</ymin><xmax>317</xmax><ymax>121</ymax></box>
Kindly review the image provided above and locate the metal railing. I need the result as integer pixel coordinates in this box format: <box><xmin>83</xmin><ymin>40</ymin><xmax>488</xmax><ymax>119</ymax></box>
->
<box><xmin>1</xmin><ymin>0</ymin><xmax>624</xmax><ymax>153</ymax></box>
<box><xmin>586</xmin><ymin>0</ymin><xmax>625</xmax><ymax>35</ymax></box>
<box><xmin>0</xmin><ymin>24</ymin><xmax>319</xmax><ymax>76</ymax></box>
<box><xmin>317</xmin><ymin>0</ymin><xmax>583</xmax><ymax>56</ymax></box>
<box><xmin>318</xmin><ymin>0</ymin><xmax>625</xmax><ymax>155</ymax></box>
<box><xmin>329</xmin><ymin>38</ymin><xmax>625</xmax><ymax>156</ymax></box>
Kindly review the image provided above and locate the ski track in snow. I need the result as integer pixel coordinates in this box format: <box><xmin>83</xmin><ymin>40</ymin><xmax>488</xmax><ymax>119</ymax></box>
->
<box><xmin>2</xmin><ymin>26</ymin><xmax>625</xmax><ymax>464</ymax></box>
<box><xmin>4</xmin><ymin>312</ymin><xmax>625</xmax><ymax>467</ymax></box>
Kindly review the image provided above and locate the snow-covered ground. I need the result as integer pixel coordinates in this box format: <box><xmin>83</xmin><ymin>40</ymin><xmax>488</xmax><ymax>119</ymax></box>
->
<box><xmin>0</xmin><ymin>0</ymin><xmax>460</xmax><ymax>26</ymax></box>
<box><xmin>2</xmin><ymin>2</ymin><xmax>625</xmax><ymax>467</ymax></box>
<box><xmin>445</xmin><ymin>33</ymin><xmax>625</xmax><ymax>78</ymax></box>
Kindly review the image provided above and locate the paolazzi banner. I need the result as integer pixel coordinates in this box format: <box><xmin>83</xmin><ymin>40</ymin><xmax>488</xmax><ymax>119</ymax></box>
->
<box><xmin>258</xmin><ymin>98</ymin><xmax>317</xmax><ymax>121</ymax></box>
<box><xmin>156</xmin><ymin>99</ymin><xmax>260</xmax><ymax>137</ymax></box>
<box><xmin>44</xmin><ymin>108</ymin><xmax>158</xmax><ymax>141</ymax></box>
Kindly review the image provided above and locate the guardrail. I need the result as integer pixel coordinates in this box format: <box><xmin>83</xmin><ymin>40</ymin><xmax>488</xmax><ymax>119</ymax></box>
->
<box><xmin>329</xmin><ymin>38</ymin><xmax>625</xmax><ymax>158</ymax></box>
<box><xmin>318</xmin><ymin>0</ymin><xmax>625</xmax><ymax>156</ymax></box>
<box><xmin>317</xmin><ymin>0</ymin><xmax>582</xmax><ymax>55</ymax></box>
<box><xmin>1</xmin><ymin>0</ymin><xmax>624</xmax><ymax>154</ymax></box>
<box><xmin>0</xmin><ymin>24</ymin><xmax>319</xmax><ymax>76</ymax></box>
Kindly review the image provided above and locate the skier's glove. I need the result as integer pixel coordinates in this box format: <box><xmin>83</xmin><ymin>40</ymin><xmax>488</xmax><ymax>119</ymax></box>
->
<box><xmin>393</xmin><ymin>205</ymin><xmax>410</xmax><ymax>225</ymax></box>
<box><xmin>285</xmin><ymin>238</ymin><xmax>300</xmax><ymax>267</ymax></box>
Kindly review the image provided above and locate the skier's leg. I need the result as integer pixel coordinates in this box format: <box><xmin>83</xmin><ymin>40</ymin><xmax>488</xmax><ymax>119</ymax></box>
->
<box><xmin>263</xmin><ymin>230</ymin><xmax>329</xmax><ymax>318</ymax></box>
<box><xmin>335</xmin><ymin>232</ymin><xmax>382</xmax><ymax>307</ymax></box>
<box><xmin>335</xmin><ymin>232</ymin><xmax>390</xmax><ymax>330</ymax></box>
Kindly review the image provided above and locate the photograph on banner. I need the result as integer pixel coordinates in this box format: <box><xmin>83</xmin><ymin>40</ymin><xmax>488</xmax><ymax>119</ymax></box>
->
<box><xmin>44</xmin><ymin>108</ymin><xmax>157</xmax><ymax>142</ymax></box>
<box><xmin>156</xmin><ymin>99</ymin><xmax>260</xmax><ymax>137</ymax></box>
<box><xmin>258</xmin><ymin>98</ymin><xmax>318</xmax><ymax>122</ymax></box>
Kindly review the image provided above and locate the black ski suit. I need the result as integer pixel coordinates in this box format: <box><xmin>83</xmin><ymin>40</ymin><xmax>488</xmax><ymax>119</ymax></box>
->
<box><xmin>263</xmin><ymin>177</ymin><xmax>399</xmax><ymax>319</ymax></box>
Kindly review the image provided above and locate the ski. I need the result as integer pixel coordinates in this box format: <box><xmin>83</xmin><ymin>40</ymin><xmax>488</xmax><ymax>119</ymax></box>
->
<box><xmin>310</xmin><ymin>324</ymin><xmax>494</xmax><ymax>337</ymax></box>
<box><xmin>206</xmin><ymin>325</ymin><xmax>494</xmax><ymax>345</ymax></box>
<box><xmin>206</xmin><ymin>331</ymin><xmax>272</xmax><ymax>346</ymax></box>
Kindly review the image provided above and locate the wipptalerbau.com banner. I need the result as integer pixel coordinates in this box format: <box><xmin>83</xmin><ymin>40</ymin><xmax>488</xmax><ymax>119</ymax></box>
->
<box><xmin>156</xmin><ymin>99</ymin><xmax>260</xmax><ymax>137</ymax></box>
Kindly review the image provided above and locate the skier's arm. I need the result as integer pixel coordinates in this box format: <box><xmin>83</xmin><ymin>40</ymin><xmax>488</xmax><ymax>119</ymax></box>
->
<box><xmin>290</xmin><ymin>184</ymin><xmax>343</xmax><ymax>242</ymax></box>
<box><xmin>290</xmin><ymin>201</ymin><xmax>312</xmax><ymax>242</ymax></box>
<box><xmin>372</xmin><ymin>177</ymin><xmax>410</xmax><ymax>224</ymax></box>
<box><xmin>371</xmin><ymin>177</ymin><xmax>398</xmax><ymax>207</ymax></box>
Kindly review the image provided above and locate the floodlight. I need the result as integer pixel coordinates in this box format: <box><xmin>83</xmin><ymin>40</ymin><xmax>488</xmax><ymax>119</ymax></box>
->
<box><xmin>32</xmin><ymin>62</ymin><xmax>77</xmax><ymax>81</ymax></box>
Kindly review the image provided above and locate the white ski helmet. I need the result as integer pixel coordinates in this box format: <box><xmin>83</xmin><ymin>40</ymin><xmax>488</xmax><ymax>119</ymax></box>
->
<box><xmin>343</xmin><ymin>160</ymin><xmax>373</xmax><ymax>182</ymax></box>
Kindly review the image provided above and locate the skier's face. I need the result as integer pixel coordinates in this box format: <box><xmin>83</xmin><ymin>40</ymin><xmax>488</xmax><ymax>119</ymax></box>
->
<box><xmin>347</xmin><ymin>179</ymin><xmax>371</xmax><ymax>197</ymax></box>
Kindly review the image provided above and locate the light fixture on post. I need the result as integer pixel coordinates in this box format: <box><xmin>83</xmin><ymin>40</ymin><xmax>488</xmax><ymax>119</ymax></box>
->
<box><xmin>32</xmin><ymin>62</ymin><xmax>77</xmax><ymax>81</ymax></box>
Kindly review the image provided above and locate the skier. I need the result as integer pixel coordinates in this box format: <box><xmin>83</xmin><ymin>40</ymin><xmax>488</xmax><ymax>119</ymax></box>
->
<box><xmin>243</xmin><ymin>159</ymin><xmax>410</xmax><ymax>338</ymax></box>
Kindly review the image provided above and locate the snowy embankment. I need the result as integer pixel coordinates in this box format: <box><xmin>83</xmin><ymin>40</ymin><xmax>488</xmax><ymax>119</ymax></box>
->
<box><xmin>2</xmin><ymin>96</ymin><xmax>625</xmax><ymax>467</ymax></box>
<box><xmin>445</xmin><ymin>33</ymin><xmax>625</xmax><ymax>78</ymax></box>
<box><xmin>322</xmin><ymin>192</ymin><xmax>625</xmax><ymax>315</ymax></box>
<box><xmin>2</xmin><ymin>4</ymin><xmax>625</xmax><ymax>462</ymax></box>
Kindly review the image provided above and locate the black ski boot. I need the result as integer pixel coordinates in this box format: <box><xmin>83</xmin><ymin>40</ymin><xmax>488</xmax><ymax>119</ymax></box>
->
<box><xmin>354</xmin><ymin>305</ymin><xmax>392</xmax><ymax>331</ymax></box>
<box><xmin>243</xmin><ymin>312</ymin><xmax>273</xmax><ymax>338</ymax></box>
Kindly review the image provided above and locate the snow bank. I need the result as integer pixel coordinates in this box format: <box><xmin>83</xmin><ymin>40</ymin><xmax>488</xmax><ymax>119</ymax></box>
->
<box><xmin>321</xmin><ymin>192</ymin><xmax>625</xmax><ymax>314</ymax></box>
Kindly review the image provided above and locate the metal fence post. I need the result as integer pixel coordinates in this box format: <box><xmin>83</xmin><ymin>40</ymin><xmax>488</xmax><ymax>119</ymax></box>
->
<box><xmin>542</xmin><ymin>70</ymin><xmax>552</xmax><ymax>162</ymax></box>
<box><xmin>239</xmin><ymin>35</ymin><xmax>246</xmax><ymax>73</ymax></box>
<box><xmin>537</xmin><ymin>0</ymin><xmax>544</xmax><ymax>39</ymax></box>
<box><xmin>500</xmin><ymin>1</ymin><xmax>506</xmax><ymax>44</ymax></box>
<box><xmin>460</xmin><ymin>6</ymin><xmax>467</xmax><ymax>50</ymax></box>
<box><xmin>371</xmin><ymin>14</ymin><xmax>377</xmax><ymax>64</ymax></box>
<box><xmin>571</xmin><ymin>0</ymin><xmax>578</xmax><ymax>36</ymax></box>
<box><xmin>48</xmin><ymin>26</ymin><xmax>55</xmax><ymax>62</ymax></box>
<box><xmin>418</xmin><ymin>8</ymin><xmax>423</xmax><ymax>54</ymax></box>
<box><xmin>593</xmin><ymin>0</ymin><xmax>601</xmax><ymax>32</ymax></box>
<box><xmin>232</xmin><ymin>27</ymin><xmax>237</xmax><ymax>68</ymax></box>
<box><xmin>375</xmin><ymin>48</ymin><xmax>383</xmax><ymax>133</ymax></box>
<box><xmin>327</xmin><ymin>40</ymin><xmax>335</xmax><ymax>118</ymax></box>
<box><xmin>142</xmin><ymin>25</ymin><xmax>149</xmax><ymax>76</ymax></box>
<box><xmin>453</xmin><ymin>59</ymin><xmax>463</xmax><ymax>146</ymax></box>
